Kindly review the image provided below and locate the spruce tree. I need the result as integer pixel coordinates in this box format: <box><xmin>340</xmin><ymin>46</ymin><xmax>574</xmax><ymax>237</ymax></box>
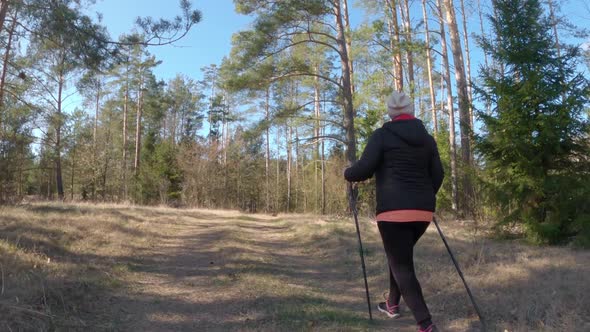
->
<box><xmin>476</xmin><ymin>0</ymin><xmax>590</xmax><ymax>244</ymax></box>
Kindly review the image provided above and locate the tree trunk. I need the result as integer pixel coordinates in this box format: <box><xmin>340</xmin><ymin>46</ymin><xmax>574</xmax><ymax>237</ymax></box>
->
<box><xmin>286</xmin><ymin>125</ymin><xmax>292</xmax><ymax>212</ymax></box>
<box><xmin>171</xmin><ymin>103</ymin><xmax>178</xmax><ymax>144</ymax></box>
<box><xmin>207</xmin><ymin>74</ymin><xmax>216</xmax><ymax>141</ymax></box>
<box><xmin>314</xmin><ymin>66</ymin><xmax>321</xmax><ymax>211</ymax></box>
<box><xmin>275</xmin><ymin>127</ymin><xmax>280</xmax><ymax>212</ymax></box>
<box><xmin>91</xmin><ymin>79</ymin><xmax>100</xmax><ymax>199</ymax></box>
<box><xmin>321</xmin><ymin>108</ymin><xmax>326</xmax><ymax>215</ymax></box>
<box><xmin>437</xmin><ymin>0</ymin><xmax>458</xmax><ymax>213</ymax></box>
<box><xmin>443</xmin><ymin>0</ymin><xmax>472</xmax><ymax>214</ymax></box>
<box><xmin>301</xmin><ymin>133</ymin><xmax>307</xmax><ymax>212</ymax></box>
<box><xmin>56</xmin><ymin>68</ymin><xmax>65</xmax><ymax>200</ymax></box>
<box><xmin>334</xmin><ymin>1</ymin><xmax>356</xmax><ymax>165</ymax></box>
<box><xmin>223</xmin><ymin>108</ymin><xmax>228</xmax><ymax>166</ymax></box>
<box><xmin>122</xmin><ymin>77</ymin><xmax>129</xmax><ymax>200</ymax></box>
<box><xmin>459</xmin><ymin>0</ymin><xmax>474</xmax><ymax>134</ymax></box>
<box><xmin>442</xmin><ymin>0</ymin><xmax>471</xmax><ymax>164</ymax></box>
<box><xmin>546</xmin><ymin>0</ymin><xmax>566</xmax><ymax>103</ymax></box>
<box><xmin>478</xmin><ymin>0</ymin><xmax>491</xmax><ymax>115</ymax></box>
<box><xmin>102</xmin><ymin>111</ymin><xmax>112</xmax><ymax>200</ymax></box>
<box><xmin>236</xmin><ymin>154</ymin><xmax>241</xmax><ymax>209</ymax></box>
<box><xmin>385</xmin><ymin>0</ymin><xmax>403</xmax><ymax>91</ymax></box>
<box><xmin>422</xmin><ymin>0</ymin><xmax>437</xmax><ymax>134</ymax></box>
<box><xmin>547</xmin><ymin>0</ymin><xmax>561</xmax><ymax>57</ymax></box>
<box><xmin>17</xmin><ymin>144</ymin><xmax>23</xmax><ymax>198</ymax></box>
<box><xmin>0</xmin><ymin>0</ymin><xmax>9</xmax><ymax>37</ymax></box>
<box><xmin>134</xmin><ymin>68</ymin><xmax>144</xmax><ymax>177</ymax></box>
<box><xmin>265</xmin><ymin>87</ymin><xmax>270</xmax><ymax>212</ymax></box>
<box><xmin>417</xmin><ymin>77</ymin><xmax>424</xmax><ymax>119</ymax></box>
<box><xmin>477</xmin><ymin>0</ymin><xmax>489</xmax><ymax>69</ymax></box>
<box><xmin>93</xmin><ymin>86</ymin><xmax>100</xmax><ymax>146</ymax></box>
<box><xmin>223</xmin><ymin>105</ymin><xmax>229</xmax><ymax>207</ymax></box>
<box><xmin>47</xmin><ymin>169</ymin><xmax>52</xmax><ymax>199</ymax></box>
<box><xmin>0</xmin><ymin>8</ymin><xmax>17</xmax><ymax>126</ymax></box>
<box><xmin>400</xmin><ymin>0</ymin><xmax>415</xmax><ymax>97</ymax></box>
<box><xmin>342</xmin><ymin>0</ymin><xmax>355</xmax><ymax>95</ymax></box>
<box><xmin>70</xmin><ymin>138</ymin><xmax>76</xmax><ymax>201</ymax></box>
<box><xmin>294</xmin><ymin>126</ymin><xmax>299</xmax><ymax>210</ymax></box>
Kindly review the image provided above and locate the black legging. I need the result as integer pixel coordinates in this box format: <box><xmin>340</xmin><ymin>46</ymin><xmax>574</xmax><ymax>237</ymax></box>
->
<box><xmin>377</xmin><ymin>221</ymin><xmax>432</xmax><ymax>326</ymax></box>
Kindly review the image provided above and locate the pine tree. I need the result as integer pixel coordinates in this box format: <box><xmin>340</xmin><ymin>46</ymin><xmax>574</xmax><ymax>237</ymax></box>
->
<box><xmin>477</xmin><ymin>0</ymin><xmax>590</xmax><ymax>244</ymax></box>
<box><xmin>231</xmin><ymin>0</ymin><xmax>357</xmax><ymax>165</ymax></box>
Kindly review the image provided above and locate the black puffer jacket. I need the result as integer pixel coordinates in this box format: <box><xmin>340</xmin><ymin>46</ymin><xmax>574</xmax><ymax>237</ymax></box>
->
<box><xmin>344</xmin><ymin>119</ymin><xmax>444</xmax><ymax>214</ymax></box>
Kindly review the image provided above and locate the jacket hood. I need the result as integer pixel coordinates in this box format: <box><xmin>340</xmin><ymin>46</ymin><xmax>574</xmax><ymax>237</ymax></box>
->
<box><xmin>382</xmin><ymin>119</ymin><xmax>430</xmax><ymax>146</ymax></box>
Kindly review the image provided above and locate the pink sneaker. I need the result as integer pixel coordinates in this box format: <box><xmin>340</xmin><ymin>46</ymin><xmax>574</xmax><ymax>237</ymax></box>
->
<box><xmin>418</xmin><ymin>324</ymin><xmax>439</xmax><ymax>332</ymax></box>
<box><xmin>377</xmin><ymin>299</ymin><xmax>400</xmax><ymax>318</ymax></box>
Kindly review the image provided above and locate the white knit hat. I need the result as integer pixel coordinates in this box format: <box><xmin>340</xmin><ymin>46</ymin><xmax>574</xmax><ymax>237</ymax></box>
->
<box><xmin>387</xmin><ymin>91</ymin><xmax>414</xmax><ymax>118</ymax></box>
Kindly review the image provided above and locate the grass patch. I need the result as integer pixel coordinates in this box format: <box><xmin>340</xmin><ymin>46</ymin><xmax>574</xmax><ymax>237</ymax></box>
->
<box><xmin>0</xmin><ymin>202</ymin><xmax>154</xmax><ymax>330</ymax></box>
<box><xmin>0</xmin><ymin>202</ymin><xmax>588</xmax><ymax>331</ymax></box>
<box><xmin>235</xmin><ymin>215</ymin><xmax>264</xmax><ymax>222</ymax></box>
<box><xmin>112</xmin><ymin>262</ymin><xmax>131</xmax><ymax>274</ymax></box>
<box><xmin>274</xmin><ymin>300</ymin><xmax>371</xmax><ymax>330</ymax></box>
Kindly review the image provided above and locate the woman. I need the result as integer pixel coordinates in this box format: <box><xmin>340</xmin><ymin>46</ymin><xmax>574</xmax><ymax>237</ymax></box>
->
<box><xmin>344</xmin><ymin>91</ymin><xmax>444</xmax><ymax>332</ymax></box>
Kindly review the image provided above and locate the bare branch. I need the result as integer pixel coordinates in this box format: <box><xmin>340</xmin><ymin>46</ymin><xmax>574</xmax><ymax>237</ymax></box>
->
<box><xmin>269</xmin><ymin>70</ymin><xmax>343</xmax><ymax>91</ymax></box>
<box><xmin>266</xmin><ymin>34</ymin><xmax>343</xmax><ymax>59</ymax></box>
<box><xmin>297</xmin><ymin>134</ymin><xmax>346</xmax><ymax>145</ymax></box>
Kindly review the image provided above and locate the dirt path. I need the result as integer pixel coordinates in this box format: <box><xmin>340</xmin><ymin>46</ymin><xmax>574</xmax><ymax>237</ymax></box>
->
<box><xmin>4</xmin><ymin>204</ymin><xmax>587</xmax><ymax>331</ymax></box>
<box><xmin>111</xmin><ymin>210</ymin><xmax>424</xmax><ymax>331</ymax></box>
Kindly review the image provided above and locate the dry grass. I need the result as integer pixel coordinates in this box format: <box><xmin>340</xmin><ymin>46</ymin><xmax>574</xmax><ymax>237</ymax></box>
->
<box><xmin>0</xmin><ymin>202</ymin><xmax>588</xmax><ymax>331</ymax></box>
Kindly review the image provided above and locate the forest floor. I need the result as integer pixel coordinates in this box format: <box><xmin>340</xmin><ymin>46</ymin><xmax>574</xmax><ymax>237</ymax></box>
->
<box><xmin>0</xmin><ymin>202</ymin><xmax>589</xmax><ymax>332</ymax></box>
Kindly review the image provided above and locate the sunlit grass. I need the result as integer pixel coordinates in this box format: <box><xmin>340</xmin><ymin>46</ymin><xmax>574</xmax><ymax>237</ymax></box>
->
<box><xmin>0</xmin><ymin>202</ymin><xmax>588</xmax><ymax>331</ymax></box>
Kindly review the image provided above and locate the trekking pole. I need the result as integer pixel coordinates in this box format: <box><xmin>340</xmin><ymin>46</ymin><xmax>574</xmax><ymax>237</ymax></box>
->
<box><xmin>433</xmin><ymin>216</ymin><xmax>486</xmax><ymax>331</ymax></box>
<box><xmin>347</xmin><ymin>182</ymin><xmax>373</xmax><ymax>320</ymax></box>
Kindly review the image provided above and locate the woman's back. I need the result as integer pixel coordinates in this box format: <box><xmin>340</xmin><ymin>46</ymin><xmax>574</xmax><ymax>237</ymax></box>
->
<box><xmin>344</xmin><ymin>117</ymin><xmax>443</xmax><ymax>214</ymax></box>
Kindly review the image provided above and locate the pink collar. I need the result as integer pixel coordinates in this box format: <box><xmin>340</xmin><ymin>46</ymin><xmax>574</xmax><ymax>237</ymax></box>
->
<box><xmin>392</xmin><ymin>114</ymin><xmax>415</xmax><ymax>122</ymax></box>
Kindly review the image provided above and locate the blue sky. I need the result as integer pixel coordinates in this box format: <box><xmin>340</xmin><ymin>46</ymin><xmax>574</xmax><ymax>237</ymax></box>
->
<box><xmin>89</xmin><ymin>0</ymin><xmax>589</xmax><ymax>84</ymax></box>
<box><xmin>81</xmin><ymin>0</ymin><xmax>588</xmax><ymax>140</ymax></box>
<box><xmin>89</xmin><ymin>0</ymin><xmax>254</xmax><ymax>81</ymax></box>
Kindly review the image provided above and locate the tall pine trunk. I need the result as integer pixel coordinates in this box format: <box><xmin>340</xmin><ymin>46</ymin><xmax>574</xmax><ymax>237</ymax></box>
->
<box><xmin>275</xmin><ymin>127</ymin><xmax>280</xmax><ymax>212</ymax></box>
<box><xmin>92</xmin><ymin>79</ymin><xmax>100</xmax><ymax>199</ymax></box>
<box><xmin>321</xmin><ymin>105</ymin><xmax>326</xmax><ymax>215</ymax></box>
<box><xmin>93</xmin><ymin>86</ymin><xmax>100</xmax><ymax>146</ymax></box>
<box><xmin>342</xmin><ymin>0</ymin><xmax>355</xmax><ymax>95</ymax></box>
<box><xmin>0</xmin><ymin>8</ymin><xmax>17</xmax><ymax>121</ymax></box>
<box><xmin>122</xmin><ymin>74</ymin><xmax>129</xmax><ymax>200</ymax></box>
<box><xmin>437</xmin><ymin>0</ymin><xmax>458</xmax><ymax>212</ymax></box>
<box><xmin>134</xmin><ymin>68</ymin><xmax>144</xmax><ymax>177</ymax></box>
<box><xmin>442</xmin><ymin>0</ymin><xmax>471</xmax><ymax>164</ymax></box>
<box><xmin>265</xmin><ymin>88</ymin><xmax>270</xmax><ymax>212</ymax></box>
<box><xmin>0</xmin><ymin>1</ymin><xmax>9</xmax><ymax>37</ymax></box>
<box><xmin>70</xmin><ymin>129</ymin><xmax>76</xmax><ymax>200</ymax></box>
<box><xmin>294</xmin><ymin>127</ymin><xmax>299</xmax><ymax>210</ymax></box>
<box><xmin>334</xmin><ymin>0</ymin><xmax>356</xmax><ymax>165</ymax></box>
<box><xmin>546</xmin><ymin>0</ymin><xmax>566</xmax><ymax>102</ymax></box>
<box><xmin>400</xmin><ymin>0</ymin><xmax>415</xmax><ymax>97</ymax></box>
<box><xmin>478</xmin><ymin>0</ymin><xmax>491</xmax><ymax>115</ymax></box>
<box><xmin>56</xmin><ymin>67</ymin><xmax>65</xmax><ymax>200</ymax></box>
<box><xmin>443</xmin><ymin>0</ymin><xmax>473</xmax><ymax>214</ymax></box>
<box><xmin>314</xmin><ymin>66</ymin><xmax>321</xmax><ymax>212</ymax></box>
<box><xmin>459</xmin><ymin>0</ymin><xmax>474</xmax><ymax>131</ymax></box>
<box><xmin>102</xmin><ymin>111</ymin><xmax>113</xmax><ymax>199</ymax></box>
<box><xmin>422</xmin><ymin>0</ymin><xmax>437</xmax><ymax>134</ymax></box>
<box><xmin>547</xmin><ymin>0</ymin><xmax>561</xmax><ymax>57</ymax></box>
<box><xmin>286</xmin><ymin>125</ymin><xmax>292</xmax><ymax>212</ymax></box>
<box><xmin>385</xmin><ymin>0</ymin><xmax>403</xmax><ymax>91</ymax></box>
